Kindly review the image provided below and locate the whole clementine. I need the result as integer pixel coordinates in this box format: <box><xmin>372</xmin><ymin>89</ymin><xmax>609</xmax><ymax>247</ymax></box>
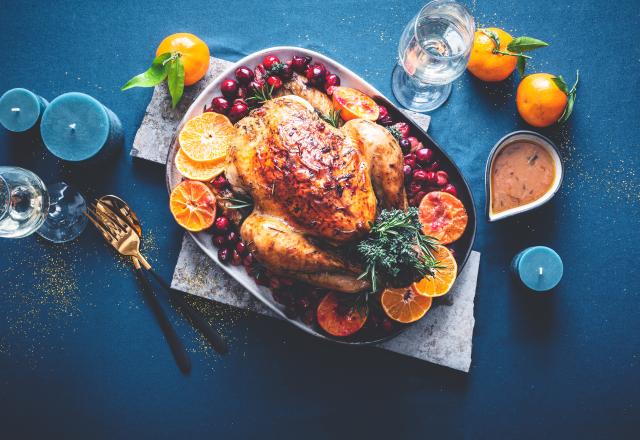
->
<box><xmin>516</xmin><ymin>73</ymin><xmax>567</xmax><ymax>127</ymax></box>
<box><xmin>156</xmin><ymin>33</ymin><xmax>210</xmax><ymax>86</ymax></box>
<box><xmin>467</xmin><ymin>28</ymin><xmax>518</xmax><ymax>82</ymax></box>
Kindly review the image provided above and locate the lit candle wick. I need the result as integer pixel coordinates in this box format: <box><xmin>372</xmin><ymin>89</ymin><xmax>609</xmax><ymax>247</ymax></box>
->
<box><xmin>538</xmin><ymin>267</ymin><xmax>544</xmax><ymax>276</ymax></box>
<box><xmin>11</xmin><ymin>107</ymin><xmax>20</xmax><ymax>112</ymax></box>
<box><xmin>69</xmin><ymin>123</ymin><xmax>77</xmax><ymax>131</ymax></box>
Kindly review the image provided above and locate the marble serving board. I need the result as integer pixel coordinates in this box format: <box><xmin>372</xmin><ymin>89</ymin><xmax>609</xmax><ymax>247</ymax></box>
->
<box><xmin>131</xmin><ymin>56</ymin><xmax>478</xmax><ymax>372</ymax></box>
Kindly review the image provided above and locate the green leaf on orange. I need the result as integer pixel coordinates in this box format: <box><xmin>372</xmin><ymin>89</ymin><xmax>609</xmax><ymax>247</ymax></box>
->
<box><xmin>507</xmin><ymin>36</ymin><xmax>548</xmax><ymax>53</ymax></box>
<box><xmin>557</xmin><ymin>70</ymin><xmax>579</xmax><ymax>124</ymax></box>
<box><xmin>121</xmin><ymin>52</ymin><xmax>172</xmax><ymax>91</ymax></box>
<box><xmin>480</xmin><ymin>28</ymin><xmax>501</xmax><ymax>50</ymax></box>
<box><xmin>517</xmin><ymin>57</ymin><xmax>527</xmax><ymax>76</ymax></box>
<box><xmin>167</xmin><ymin>57</ymin><xmax>185</xmax><ymax>108</ymax></box>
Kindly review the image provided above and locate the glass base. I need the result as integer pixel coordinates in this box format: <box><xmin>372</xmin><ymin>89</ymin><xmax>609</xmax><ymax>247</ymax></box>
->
<box><xmin>391</xmin><ymin>64</ymin><xmax>452</xmax><ymax>112</ymax></box>
<box><xmin>37</xmin><ymin>182</ymin><xmax>87</xmax><ymax>243</ymax></box>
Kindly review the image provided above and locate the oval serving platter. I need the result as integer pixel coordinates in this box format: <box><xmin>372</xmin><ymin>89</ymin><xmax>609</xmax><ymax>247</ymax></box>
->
<box><xmin>166</xmin><ymin>46</ymin><xmax>476</xmax><ymax>345</ymax></box>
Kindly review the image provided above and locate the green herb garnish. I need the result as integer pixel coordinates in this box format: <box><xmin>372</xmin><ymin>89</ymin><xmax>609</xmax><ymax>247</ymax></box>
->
<box><xmin>246</xmin><ymin>84</ymin><xmax>274</xmax><ymax>107</ymax></box>
<box><xmin>221</xmin><ymin>195</ymin><xmax>254</xmax><ymax>210</ymax></box>
<box><xmin>317</xmin><ymin>108</ymin><xmax>343</xmax><ymax>128</ymax></box>
<box><xmin>356</xmin><ymin>208</ymin><xmax>441</xmax><ymax>293</ymax></box>
<box><xmin>386</xmin><ymin>126</ymin><xmax>403</xmax><ymax>142</ymax></box>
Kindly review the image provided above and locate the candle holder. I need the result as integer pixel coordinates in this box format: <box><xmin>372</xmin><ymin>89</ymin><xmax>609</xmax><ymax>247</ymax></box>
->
<box><xmin>511</xmin><ymin>246</ymin><xmax>563</xmax><ymax>292</ymax></box>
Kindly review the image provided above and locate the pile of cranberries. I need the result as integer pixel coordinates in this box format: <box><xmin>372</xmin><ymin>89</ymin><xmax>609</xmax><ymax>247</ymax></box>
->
<box><xmin>205</xmin><ymin>53</ymin><xmax>343</xmax><ymax>123</ymax></box>
<box><xmin>375</xmin><ymin>105</ymin><xmax>458</xmax><ymax>207</ymax></box>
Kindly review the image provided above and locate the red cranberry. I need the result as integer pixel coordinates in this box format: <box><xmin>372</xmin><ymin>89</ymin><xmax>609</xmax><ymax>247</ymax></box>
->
<box><xmin>236</xmin><ymin>241</ymin><xmax>248</xmax><ymax>256</ymax></box>
<box><xmin>228</xmin><ymin>101</ymin><xmax>249</xmax><ymax>123</ymax></box>
<box><xmin>235</xmin><ymin>66</ymin><xmax>254</xmax><ymax>85</ymax></box>
<box><xmin>218</xmin><ymin>248</ymin><xmax>230</xmax><ymax>263</ymax></box>
<box><xmin>325</xmin><ymin>73</ymin><xmax>340</xmax><ymax>85</ymax></box>
<box><xmin>231</xmin><ymin>250</ymin><xmax>242</xmax><ymax>266</ymax></box>
<box><xmin>291</xmin><ymin>55</ymin><xmax>311</xmax><ymax>73</ymax></box>
<box><xmin>263</xmin><ymin>55</ymin><xmax>281</xmax><ymax>70</ymax></box>
<box><xmin>404</xmin><ymin>157</ymin><xmax>416</xmax><ymax>168</ymax></box>
<box><xmin>267</xmin><ymin>76</ymin><xmax>283</xmax><ymax>90</ymax></box>
<box><xmin>377</xmin><ymin>105</ymin><xmax>389</xmax><ymax>121</ymax></box>
<box><xmin>269</xmin><ymin>277</ymin><xmax>281</xmax><ymax>290</ymax></box>
<box><xmin>413</xmin><ymin>169</ymin><xmax>428</xmax><ymax>182</ymax></box>
<box><xmin>436</xmin><ymin>170</ymin><xmax>449</xmax><ymax>186</ymax></box>
<box><xmin>236</xmin><ymin>87</ymin><xmax>247</xmax><ymax>100</ymax></box>
<box><xmin>226</xmin><ymin>231</ymin><xmax>239</xmax><ymax>244</ymax></box>
<box><xmin>214</xmin><ymin>216</ymin><xmax>230</xmax><ymax>232</ymax></box>
<box><xmin>210</xmin><ymin>96</ymin><xmax>230</xmax><ymax>114</ymax></box>
<box><xmin>399</xmin><ymin>138</ymin><xmax>411</xmax><ymax>153</ymax></box>
<box><xmin>425</xmin><ymin>171</ymin><xmax>436</xmax><ymax>183</ymax></box>
<box><xmin>407</xmin><ymin>136</ymin><xmax>419</xmax><ymax>149</ymax></box>
<box><xmin>248</xmin><ymin>80</ymin><xmax>264</xmax><ymax>92</ymax></box>
<box><xmin>414</xmin><ymin>191</ymin><xmax>427</xmax><ymax>204</ymax></box>
<box><xmin>403</xmin><ymin>164</ymin><xmax>412</xmax><ymax>177</ymax></box>
<box><xmin>221</xmin><ymin>79</ymin><xmax>239</xmax><ymax>99</ymax></box>
<box><xmin>306</xmin><ymin>63</ymin><xmax>326</xmax><ymax>87</ymax></box>
<box><xmin>411</xmin><ymin>142</ymin><xmax>424</xmax><ymax>153</ymax></box>
<box><xmin>212</xmin><ymin>175</ymin><xmax>228</xmax><ymax>189</ymax></box>
<box><xmin>242</xmin><ymin>253</ymin><xmax>254</xmax><ymax>267</ymax></box>
<box><xmin>212</xmin><ymin>235</ymin><xmax>226</xmax><ymax>247</ymax></box>
<box><xmin>378</xmin><ymin>115</ymin><xmax>394</xmax><ymax>126</ymax></box>
<box><xmin>415</xmin><ymin>148</ymin><xmax>433</xmax><ymax>163</ymax></box>
<box><xmin>442</xmin><ymin>184</ymin><xmax>458</xmax><ymax>197</ymax></box>
<box><xmin>408</xmin><ymin>180</ymin><xmax>422</xmax><ymax>194</ymax></box>
<box><xmin>426</xmin><ymin>160</ymin><xmax>440</xmax><ymax>171</ymax></box>
<box><xmin>394</xmin><ymin>122</ymin><xmax>410</xmax><ymax>138</ymax></box>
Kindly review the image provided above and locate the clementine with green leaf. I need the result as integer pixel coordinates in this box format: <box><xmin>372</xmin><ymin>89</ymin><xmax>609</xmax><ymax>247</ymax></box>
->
<box><xmin>516</xmin><ymin>71</ymin><xmax>579</xmax><ymax>127</ymax></box>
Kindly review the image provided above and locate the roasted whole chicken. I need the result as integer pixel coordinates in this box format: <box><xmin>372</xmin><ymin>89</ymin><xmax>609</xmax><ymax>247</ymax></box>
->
<box><xmin>226</xmin><ymin>86</ymin><xmax>407</xmax><ymax>293</ymax></box>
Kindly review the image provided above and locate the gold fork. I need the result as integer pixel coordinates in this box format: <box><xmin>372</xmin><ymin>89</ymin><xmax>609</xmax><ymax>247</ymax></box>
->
<box><xmin>84</xmin><ymin>202</ymin><xmax>151</xmax><ymax>269</ymax></box>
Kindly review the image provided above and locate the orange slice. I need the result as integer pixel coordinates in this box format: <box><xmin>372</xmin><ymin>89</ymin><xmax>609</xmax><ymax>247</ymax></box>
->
<box><xmin>174</xmin><ymin>148</ymin><xmax>225</xmax><ymax>182</ymax></box>
<box><xmin>418</xmin><ymin>191</ymin><xmax>468</xmax><ymax>245</ymax></box>
<box><xmin>380</xmin><ymin>286</ymin><xmax>432</xmax><ymax>323</ymax></box>
<box><xmin>316</xmin><ymin>292</ymin><xmax>367</xmax><ymax>337</ymax></box>
<box><xmin>331</xmin><ymin>87</ymin><xmax>380</xmax><ymax>121</ymax></box>
<box><xmin>412</xmin><ymin>245</ymin><xmax>458</xmax><ymax>297</ymax></box>
<box><xmin>178</xmin><ymin>112</ymin><xmax>235</xmax><ymax>162</ymax></box>
<box><xmin>169</xmin><ymin>180</ymin><xmax>217</xmax><ymax>232</ymax></box>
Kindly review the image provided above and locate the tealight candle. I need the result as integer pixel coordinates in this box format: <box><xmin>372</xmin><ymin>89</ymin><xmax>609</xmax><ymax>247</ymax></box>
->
<box><xmin>40</xmin><ymin>92</ymin><xmax>122</xmax><ymax>162</ymax></box>
<box><xmin>0</xmin><ymin>88</ymin><xmax>48</xmax><ymax>132</ymax></box>
<box><xmin>511</xmin><ymin>246</ymin><xmax>563</xmax><ymax>292</ymax></box>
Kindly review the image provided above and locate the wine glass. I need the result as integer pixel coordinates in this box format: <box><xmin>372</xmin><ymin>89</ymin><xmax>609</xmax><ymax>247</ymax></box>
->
<box><xmin>0</xmin><ymin>166</ymin><xmax>87</xmax><ymax>242</ymax></box>
<box><xmin>391</xmin><ymin>0</ymin><xmax>475</xmax><ymax>112</ymax></box>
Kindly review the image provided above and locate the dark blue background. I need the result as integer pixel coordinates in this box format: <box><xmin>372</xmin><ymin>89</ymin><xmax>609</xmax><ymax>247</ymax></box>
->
<box><xmin>1</xmin><ymin>0</ymin><xmax>639</xmax><ymax>438</ymax></box>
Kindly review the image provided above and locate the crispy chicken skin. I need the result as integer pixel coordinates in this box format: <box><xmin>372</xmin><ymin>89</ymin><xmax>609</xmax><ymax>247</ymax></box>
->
<box><xmin>226</xmin><ymin>95</ymin><xmax>406</xmax><ymax>292</ymax></box>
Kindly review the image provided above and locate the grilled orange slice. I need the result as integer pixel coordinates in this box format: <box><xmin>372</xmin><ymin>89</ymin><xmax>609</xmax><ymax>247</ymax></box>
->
<box><xmin>412</xmin><ymin>245</ymin><xmax>457</xmax><ymax>297</ymax></box>
<box><xmin>381</xmin><ymin>286</ymin><xmax>432</xmax><ymax>323</ymax></box>
<box><xmin>169</xmin><ymin>180</ymin><xmax>217</xmax><ymax>232</ymax></box>
<box><xmin>418</xmin><ymin>191</ymin><xmax>468</xmax><ymax>245</ymax></box>
<box><xmin>178</xmin><ymin>112</ymin><xmax>234</xmax><ymax>162</ymax></box>
<box><xmin>174</xmin><ymin>148</ymin><xmax>225</xmax><ymax>182</ymax></box>
<box><xmin>332</xmin><ymin>87</ymin><xmax>380</xmax><ymax>121</ymax></box>
<box><xmin>316</xmin><ymin>292</ymin><xmax>367</xmax><ymax>337</ymax></box>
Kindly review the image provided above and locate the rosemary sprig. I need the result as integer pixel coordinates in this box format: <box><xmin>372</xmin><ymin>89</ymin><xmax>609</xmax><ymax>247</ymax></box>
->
<box><xmin>221</xmin><ymin>195</ymin><xmax>254</xmax><ymax>210</ymax></box>
<box><xmin>265</xmin><ymin>62</ymin><xmax>288</xmax><ymax>77</ymax></box>
<box><xmin>246</xmin><ymin>84</ymin><xmax>274</xmax><ymax>107</ymax></box>
<box><xmin>317</xmin><ymin>108</ymin><xmax>343</xmax><ymax>128</ymax></box>
<box><xmin>356</xmin><ymin>208</ymin><xmax>442</xmax><ymax>294</ymax></box>
<box><xmin>386</xmin><ymin>126</ymin><xmax>403</xmax><ymax>142</ymax></box>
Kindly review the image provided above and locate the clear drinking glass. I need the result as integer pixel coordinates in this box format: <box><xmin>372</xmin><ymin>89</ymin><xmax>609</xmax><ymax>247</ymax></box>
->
<box><xmin>0</xmin><ymin>166</ymin><xmax>87</xmax><ymax>242</ymax></box>
<box><xmin>392</xmin><ymin>0</ymin><xmax>475</xmax><ymax>112</ymax></box>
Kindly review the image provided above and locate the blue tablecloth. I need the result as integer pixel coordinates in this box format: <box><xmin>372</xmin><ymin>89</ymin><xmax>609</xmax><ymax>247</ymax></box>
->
<box><xmin>1</xmin><ymin>0</ymin><xmax>638</xmax><ymax>438</ymax></box>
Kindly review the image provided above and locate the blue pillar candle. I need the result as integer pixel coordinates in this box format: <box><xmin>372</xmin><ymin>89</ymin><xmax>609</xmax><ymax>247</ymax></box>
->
<box><xmin>40</xmin><ymin>92</ymin><xmax>122</xmax><ymax>162</ymax></box>
<box><xmin>511</xmin><ymin>246</ymin><xmax>563</xmax><ymax>292</ymax></box>
<box><xmin>0</xmin><ymin>88</ymin><xmax>48</xmax><ymax>132</ymax></box>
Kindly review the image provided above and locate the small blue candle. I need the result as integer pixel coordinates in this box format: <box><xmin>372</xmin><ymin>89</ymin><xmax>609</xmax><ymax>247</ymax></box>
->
<box><xmin>40</xmin><ymin>92</ymin><xmax>122</xmax><ymax>162</ymax></box>
<box><xmin>511</xmin><ymin>246</ymin><xmax>563</xmax><ymax>292</ymax></box>
<box><xmin>0</xmin><ymin>88</ymin><xmax>48</xmax><ymax>132</ymax></box>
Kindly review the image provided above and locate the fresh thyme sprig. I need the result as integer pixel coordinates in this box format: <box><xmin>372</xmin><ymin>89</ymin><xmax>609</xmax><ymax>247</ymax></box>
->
<box><xmin>356</xmin><ymin>208</ymin><xmax>442</xmax><ymax>294</ymax></box>
<box><xmin>317</xmin><ymin>108</ymin><xmax>343</xmax><ymax>128</ymax></box>
<box><xmin>386</xmin><ymin>126</ymin><xmax>403</xmax><ymax>142</ymax></box>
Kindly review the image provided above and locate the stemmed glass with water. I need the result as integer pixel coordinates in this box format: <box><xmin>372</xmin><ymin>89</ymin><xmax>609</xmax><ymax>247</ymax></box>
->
<box><xmin>392</xmin><ymin>0</ymin><xmax>475</xmax><ymax>112</ymax></box>
<box><xmin>0</xmin><ymin>166</ymin><xmax>86</xmax><ymax>242</ymax></box>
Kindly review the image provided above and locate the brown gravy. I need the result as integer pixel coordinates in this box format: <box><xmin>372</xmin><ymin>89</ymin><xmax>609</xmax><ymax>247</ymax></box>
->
<box><xmin>491</xmin><ymin>141</ymin><xmax>555</xmax><ymax>213</ymax></box>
